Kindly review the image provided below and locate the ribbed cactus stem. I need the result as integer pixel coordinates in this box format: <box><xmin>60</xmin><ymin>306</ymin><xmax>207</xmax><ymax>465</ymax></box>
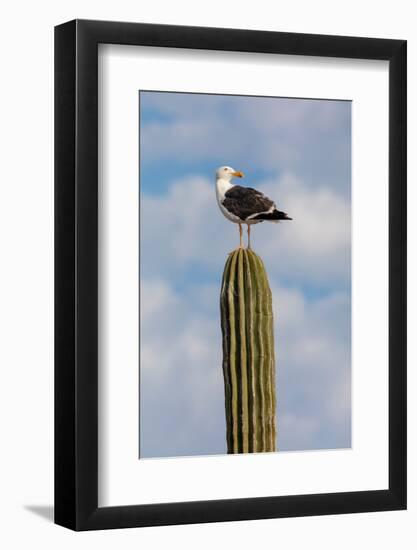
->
<box><xmin>220</xmin><ymin>248</ymin><xmax>276</xmax><ymax>453</ymax></box>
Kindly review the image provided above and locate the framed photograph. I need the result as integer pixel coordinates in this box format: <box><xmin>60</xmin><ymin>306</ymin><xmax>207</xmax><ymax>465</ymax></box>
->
<box><xmin>55</xmin><ymin>19</ymin><xmax>406</xmax><ymax>530</ymax></box>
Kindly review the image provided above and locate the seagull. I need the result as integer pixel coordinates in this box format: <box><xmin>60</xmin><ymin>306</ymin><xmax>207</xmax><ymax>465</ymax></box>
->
<box><xmin>215</xmin><ymin>166</ymin><xmax>292</xmax><ymax>249</ymax></box>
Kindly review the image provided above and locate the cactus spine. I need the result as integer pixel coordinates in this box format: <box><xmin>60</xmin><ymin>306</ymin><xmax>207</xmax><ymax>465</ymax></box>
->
<box><xmin>220</xmin><ymin>248</ymin><xmax>276</xmax><ymax>453</ymax></box>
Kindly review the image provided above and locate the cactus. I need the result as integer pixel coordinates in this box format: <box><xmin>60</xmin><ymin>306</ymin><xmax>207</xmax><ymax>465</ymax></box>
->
<box><xmin>220</xmin><ymin>248</ymin><xmax>276</xmax><ymax>454</ymax></box>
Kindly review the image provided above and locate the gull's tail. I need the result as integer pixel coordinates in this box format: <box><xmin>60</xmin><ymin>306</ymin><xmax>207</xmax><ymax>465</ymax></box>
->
<box><xmin>253</xmin><ymin>209</ymin><xmax>292</xmax><ymax>221</ymax></box>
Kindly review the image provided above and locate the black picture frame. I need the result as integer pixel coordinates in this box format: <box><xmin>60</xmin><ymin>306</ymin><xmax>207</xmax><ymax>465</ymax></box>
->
<box><xmin>55</xmin><ymin>19</ymin><xmax>407</xmax><ymax>531</ymax></box>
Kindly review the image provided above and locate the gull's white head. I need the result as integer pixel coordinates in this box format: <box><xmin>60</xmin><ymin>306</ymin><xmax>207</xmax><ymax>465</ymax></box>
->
<box><xmin>216</xmin><ymin>166</ymin><xmax>244</xmax><ymax>182</ymax></box>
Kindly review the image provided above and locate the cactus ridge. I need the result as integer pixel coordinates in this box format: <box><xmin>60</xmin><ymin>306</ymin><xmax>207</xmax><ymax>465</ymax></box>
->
<box><xmin>220</xmin><ymin>248</ymin><xmax>277</xmax><ymax>453</ymax></box>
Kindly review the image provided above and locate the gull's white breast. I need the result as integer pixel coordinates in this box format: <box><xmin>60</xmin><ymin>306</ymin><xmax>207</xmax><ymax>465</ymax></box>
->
<box><xmin>215</xmin><ymin>178</ymin><xmax>242</xmax><ymax>224</ymax></box>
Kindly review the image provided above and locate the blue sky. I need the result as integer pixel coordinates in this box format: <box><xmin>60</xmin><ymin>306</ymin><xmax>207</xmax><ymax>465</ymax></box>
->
<box><xmin>139</xmin><ymin>91</ymin><xmax>351</xmax><ymax>458</ymax></box>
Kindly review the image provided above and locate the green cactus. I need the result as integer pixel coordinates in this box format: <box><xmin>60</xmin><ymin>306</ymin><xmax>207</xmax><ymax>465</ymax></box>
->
<box><xmin>220</xmin><ymin>248</ymin><xmax>276</xmax><ymax>454</ymax></box>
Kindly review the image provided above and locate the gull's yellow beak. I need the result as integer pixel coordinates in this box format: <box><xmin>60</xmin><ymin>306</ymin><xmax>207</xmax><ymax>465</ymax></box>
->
<box><xmin>232</xmin><ymin>171</ymin><xmax>244</xmax><ymax>178</ymax></box>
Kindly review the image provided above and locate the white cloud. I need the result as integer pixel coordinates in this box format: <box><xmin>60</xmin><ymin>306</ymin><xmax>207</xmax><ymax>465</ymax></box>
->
<box><xmin>271</xmin><ymin>281</ymin><xmax>350</xmax><ymax>450</ymax></box>
<box><xmin>140</xmin><ymin>276</ymin><xmax>351</xmax><ymax>457</ymax></box>
<box><xmin>141</xmin><ymin>172</ymin><xmax>350</xmax><ymax>287</ymax></box>
<box><xmin>141</xmin><ymin>119</ymin><xmax>240</xmax><ymax>162</ymax></box>
<box><xmin>279</xmin><ymin>414</ymin><xmax>320</xmax><ymax>450</ymax></box>
<box><xmin>140</xmin><ymin>279</ymin><xmax>226</xmax><ymax>457</ymax></box>
<box><xmin>140</xmin><ymin>93</ymin><xmax>351</xmax><ymax>187</ymax></box>
<box><xmin>257</xmin><ymin>173</ymin><xmax>350</xmax><ymax>285</ymax></box>
<box><xmin>140</xmin><ymin>279</ymin><xmax>179</xmax><ymax>319</ymax></box>
<box><xmin>237</xmin><ymin>98</ymin><xmax>349</xmax><ymax>135</ymax></box>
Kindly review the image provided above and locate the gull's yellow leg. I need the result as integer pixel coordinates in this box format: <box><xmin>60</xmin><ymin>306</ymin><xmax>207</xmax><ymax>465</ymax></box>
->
<box><xmin>239</xmin><ymin>224</ymin><xmax>243</xmax><ymax>248</ymax></box>
<box><xmin>247</xmin><ymin>224</ymin><xmax>251</xmax><ymax>249</ymax></box>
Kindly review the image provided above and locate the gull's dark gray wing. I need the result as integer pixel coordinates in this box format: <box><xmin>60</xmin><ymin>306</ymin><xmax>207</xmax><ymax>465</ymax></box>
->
<box><xmin>222</xmin><ymin>186</ymin><xmax>275</xmax><ymax>221</ymax></box>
